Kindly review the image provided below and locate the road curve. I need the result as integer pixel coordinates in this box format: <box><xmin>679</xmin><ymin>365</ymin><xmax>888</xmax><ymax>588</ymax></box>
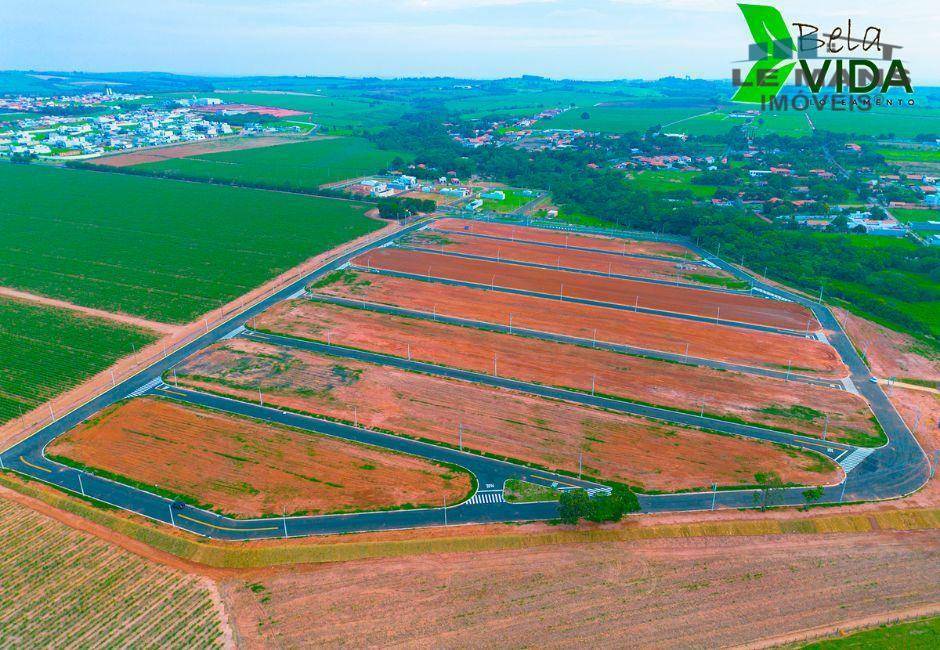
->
<box><xmin>0</xmin><ymin>217</ymin><xmax>929</xmax><ymax>539</ymax></box>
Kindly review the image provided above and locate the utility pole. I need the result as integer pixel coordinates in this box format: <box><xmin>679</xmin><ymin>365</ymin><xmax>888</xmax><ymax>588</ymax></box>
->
<box><xmin>786</xmin><ymin>360</ymin><xmax>792</xmax><ymax>381</ymax></box>
<box><xmin>443</xmin><ymin>496</ymin><xmax>448</xmax><ymax>526</ymax></box>
<box><xmin>560</xmin><ymin>284</ymin><xmax>564</xmax><ymax>300</ymax></box>
<box><xmin>592</xmin><ymin>328</ymin><xmax>597</xmax><ymax>348</ymax></box>
<box><xmin>110</xmin><ymin>370</ymin><xmax>116</xmax><ymax>387</ymax></box>
<box><xmin>591</xmin><ymin>375</ymin><xmax>595</xmax><ymax>396</ymax></box>
<box><xmin>407</xmin><ymin>343</ymin><xmax>411</xmax><ymax>361</ymax></box>
<box><xmin>493</xmin><ymin>352</ymin><xmax>498</xmax><ymax>377</ymax></box>
<box><xmin>839</xmin><ymin>479</ymin><xmax>848</xmax><ymax>503</ymax></box>
<box><xmin>283</xmin><ymin>509</ymin><xmax>288</xmax><ymax>539</ymax></box>
<box><xmin>634</xmin><ymin>296</ymin><xmax>638</xmax><ymax>312</ymax></box>
<box><xmin>716</xmin><ymin>306</ymin><xmax>720</xmax><ymax>324</ymax></box>
<box><xmin>711</xmin><ymin>483</ymin><xmax>718</xmax><ymax>510</ymax></box>
<box><xmin>168</xmin><ymin>503</ymin><xmax>176</xmax><ymax>528</ymax></box>
<box><xmin>684</xmin><ymin>342</ymin><xmax>690</xmax><ymax>362</ymax></box>
<box><xmin>458</xmin><ymin>420</ymin><xmax>463</xmax><ymax>451</ymax></box>
<box><xmin>77</xmin><ymin>472</ymin><xmax>85</xmax><ymax>497</ymax></box>
<box><xmin>354</xmin><ymin>407</ymin><xmax>358</xmax><ymax>428</ymax></box>
<box><xmin>578</xmin><ymin>449</ymin><xmax>583</xmax><ymax>479</ymax></box>
<box><xmin>822</xmin><ymin>413</ymin><xmax>829</xmax><ymax>440</ymax></box>
<box><xmin>258</xmin><ymin>386</ymin><xmax>263</xmax><ymax>407</ymax></box>
<box><xmin>49</xmin><ymin>404</ymin><xmax>55</xmax><ymax>422</ymax></box>
<box><xmin>509</xmin><ymin>313</ymin><xmax>513</xmax><ymax>334</ymax></box>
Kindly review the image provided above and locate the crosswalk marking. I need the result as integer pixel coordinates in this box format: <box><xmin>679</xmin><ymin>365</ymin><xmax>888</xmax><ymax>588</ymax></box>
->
<box><xmin>128</xmin><ymin>378</ymin><xmax>164</xmax><ymax>398</ymax></box>
<box><xmin>465</xmin><ymin>490</ymin><xmax>506</xmax><ymax>505</ymax></box>
<box><xmin>839</xmin><ymin>447</ymin><xmax>875</xmax><ymax>473</ymax></box>
<box><xmin>219</xmin><ymin>325</ymin><xmax>245</xmax><ymax>341</ymax></box>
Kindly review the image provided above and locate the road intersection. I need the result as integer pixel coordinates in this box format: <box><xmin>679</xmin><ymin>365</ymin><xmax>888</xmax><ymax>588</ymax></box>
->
<box><xmin>0</xmin><ymin>218</ymin><xmax>930</xmax><ymax>539</ymax></box>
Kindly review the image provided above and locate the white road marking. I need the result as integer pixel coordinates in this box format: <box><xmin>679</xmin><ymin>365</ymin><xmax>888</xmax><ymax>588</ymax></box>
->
<box><xmin>466</xmin><ymin>490</ymin><xmax>506</xmax><ymax>505</ymax></box>
<box><xmin>128</xmin><ymin>378</ymin><xmax>163</xmax><ymax>398</ymax></box>
<box><xmin>839</xmin><ymin>447</ymin><xmax>875</xmax><ymax>473</ymax></box>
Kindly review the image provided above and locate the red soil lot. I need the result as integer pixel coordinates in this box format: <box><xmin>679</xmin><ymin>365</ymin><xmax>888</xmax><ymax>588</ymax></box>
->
<box><xmin>352</xmin><ymin>247</ymin><xmax>819</xmax><ymax>332</ymax></box>
<box><xmin>433</xmin><ymin>217</ymin><xmax>699</xmax><ymax>260</ymax></box>
<box><xmin>47</xmin><ymin>397</ymin><xmax>470</xmax><ymax>518</ymax></box>
<box><xmin>316</xmin><ymin>272</ymin><xmax>846</xmax><ymax>378</ymax></box>
<box><xmin>95</xmin><ymin>135</ymin><xmax>300</xmax><ymax>167</ymax></box>
<box><xmin>175</xmin><ymin>339</ymin><xmax>839</xmax><ymax>491</ymax></box>
<box><xmin>403</xmin><ymin>231</ymin><xmax>737</xmax><ymax>287</ymax></box>
<box><xmin>255</xmin><ymin>300</ymin><xmax>878</xmax><ymax>445</ymax></box>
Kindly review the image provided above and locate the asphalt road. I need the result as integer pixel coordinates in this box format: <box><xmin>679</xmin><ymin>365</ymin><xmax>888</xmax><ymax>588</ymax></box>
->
<box><xmin>0</xmin><ymin>218</ymin><xmax>930</xmax><ymax>539</ymax></box>
<box><xmin>350</xmin><ymin>265</ymin><xmax>813</xmax><ymax>338</ymax></box>
<box><xmin>395</xmin><ymin>242</ymin><xmax>750</xmax><ymax>295</ymax></box>
<box><xmin>241</xmin><ymin>329</ymin><xmax>853</xmax><ymax>463</ymax></box>
<box><xmin>308</xmin><ymin>293</ymin><xmax>840</xmax><ymax>388</ymax></box>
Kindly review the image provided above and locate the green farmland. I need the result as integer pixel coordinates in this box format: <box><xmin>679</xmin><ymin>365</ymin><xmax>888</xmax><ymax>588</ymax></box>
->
<box><xmin>201</xmin><ymin>91</ymin><xmax>408</xmax><ymax>132</ymax></box>
<box><xmin>877</xmin><ymin>147</ymin><xmax>940</xmax><ymax>164</ymax></box>
<box><xmin>0</xmin><ymin>297</ymin><xmax>157</xmax><ymax>424</ymax></box>
<box><xmin>536</xmin><ymin>106</ymin><xmax>710</xmax><ymax>134</ymax></box>
<box><xmin>627</xmin><ymin>170</ymin><xmax>717</xmax><ymax>199</ymax></box>
<box><xmin>134</xmin><ymin>136</ymin><xmax>405</xmax><ymax>190</ymax></box>
<box><xmin>0</xmin><ymin>163</ymin><xmax>381</xmax><ymax>323</ymax></box>
<box><xmin>890</xmin><ymin>208</ymin><xmax>940</xmax><ymax>223</ymax></box>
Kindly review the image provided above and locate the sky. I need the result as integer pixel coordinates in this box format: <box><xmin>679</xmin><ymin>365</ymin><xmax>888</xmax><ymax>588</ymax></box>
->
<box><xmin>1</xmin><ymin>0</ymin><xmax>937</xmax><ymax>82</ymax></box>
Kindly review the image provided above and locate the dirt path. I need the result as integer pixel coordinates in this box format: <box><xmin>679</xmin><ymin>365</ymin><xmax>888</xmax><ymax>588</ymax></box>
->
<box><xmin>0</xmin><ymin>286</ymin><xmax>178</xmax><ymax>334</ymax></box>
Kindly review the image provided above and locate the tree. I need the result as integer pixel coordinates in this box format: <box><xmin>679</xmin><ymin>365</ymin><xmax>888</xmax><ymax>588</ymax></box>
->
<box><xmin>558</xmin><ymin>489</ymin><xmax>592</xmax><ymax>524</ymax></box>
<box><xmin>802</xmin><ymin>486</ymin><xmax>825</xmax><ymax>509</ymax></box>
<box><xmin>753</xmin><ymin>472</ymin><xmax>787</xmax><ymax>511</ymax></box>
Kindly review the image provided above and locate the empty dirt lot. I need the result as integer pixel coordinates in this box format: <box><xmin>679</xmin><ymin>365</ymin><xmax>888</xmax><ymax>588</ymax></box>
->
<box><xmin>432</xmin><ymin>217</ymin><xmax>699</xmax><ymax>260</ymax></box>
<box><xmin>47</xmin><ymin>397</ymin><xmax>472</xmax><ymax>517</ymax></box>
<box><xmin>174</xmin><ymin>339</ymin><xmax>839</xmax><ymax>491</ymax></box>
<box><xmin>352</xmin><ymin>247</ymin><xmax>818</xmax><ymax>331</ymax></box>
<box><xmin>221</xmin><ymin>530</ymin><xmax>940</xmax><ymax>648</ymax></box>
<box><xmin>93</xmin><ymin>135</ymin><xmax>302</xmax><ymax>167</ymax></box>
<box><xmin>254</xmin><ymin>300</ymin><xmax>879</xmax><ymax>445</ymax></box>
<box><xmin>402</xmin><ymin>231</ymin><xmax>738</xmax><ymax>287</ymax></box>
<box><xmin>316</xmin><ymin>271</ymin><xmax>845</xmax><ymax>378</ymax></box>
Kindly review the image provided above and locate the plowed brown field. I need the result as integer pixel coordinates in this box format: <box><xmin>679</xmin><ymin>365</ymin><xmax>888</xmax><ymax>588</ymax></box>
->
<box><xmin>352</xmin><ymin>247</ymin><xmax>818</xmax><ymax>331</ymax></box>
<box><xmin>316</xmin><ymin>271</ymin><xmax>845</xmax><ymax>378</ymax></box>
<box><xmin>47</xmin><ymin>398</ymin><xmax>471</xmax><ymax>518</ymax></box>
<box><xmin>432</xmin><ymin>217</ymin><xmax>699</xmax><ymax>259</ymax></box>
<box><xmin>94</xmin><ymin>135</ymin><xmax>300</xmax><ymax>167</ymax></box>
<box><xmin>254</xmin><ymin>300</ymin><xmax>879</xmax><ymax>445</ymax></box>
<box><xmin>173</xmin><ymin>339</ymin><xmax>839</xmax><ymax>490</ymax></box>
<box><xmin>403</xmin><ymin>230</ymin><xmax>738</xmax><ymax>287</ymax></box>
<box><xmin>221</xmin><ymin>530</ymin><xmax>940</xmax><ymax>649</ymax></box>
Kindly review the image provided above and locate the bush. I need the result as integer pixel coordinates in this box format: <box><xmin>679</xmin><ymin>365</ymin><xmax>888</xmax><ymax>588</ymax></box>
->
<box><xmin>558</xmin><ymin>485</ymin><xmax>640</xmax><ymax>525</ymax></box>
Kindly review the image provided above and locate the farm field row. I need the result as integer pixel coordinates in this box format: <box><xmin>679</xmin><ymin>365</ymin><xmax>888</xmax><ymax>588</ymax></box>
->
<box><xmin>313</xmin><ymin>270</ymin><xmax>845</xmax><ymax>377</ymax></box>
<box><xmin>0</xmin><ymin>296</ymin><xmax>157</xmax><ymax>425</ymax></box>
<box><xmin>48</xmin><ymin>397</ymin><xmax>472</xmax><ymax>518</ymax></box>
<box><xmin>433</xmin><ymin>217</ymin><xmax>698</xmax><ymax>259</ymax></box>
<box><xmin>352</xmin><ymin>247</ymin><xmax>819</xmax><ymax>332</ymax></box>
<box><xmin>400</xmin><ymin>230</ymin><xmax>743</xmax><ymax>288</ymax></box>
<box><xmin>0</xmin><ymin>497</ymin><xmax>225</xmax><ymax>647</ymax></box>
<box><xmin>133</xmin><ymin>136</ymin><xmax>406</xmax><ymax>190</ymax></box>
<box><xmin>534</xmin><ymin>106</ymin><xmax>710</xmax><ymax>134</ymax></box>
<box><xmin>252</xmin><ymin>299</ymin><xmax>879</xmax><ymax>445</ymax></box>
<box><xmin>0</xmin><ymin>163</ymin><xmax>381</xmax><ymax>323</ymax></box>
<box><xmin>173</xmin><ymin>338</ymin><xmax>839</xmax><ymax>491</ymax></box>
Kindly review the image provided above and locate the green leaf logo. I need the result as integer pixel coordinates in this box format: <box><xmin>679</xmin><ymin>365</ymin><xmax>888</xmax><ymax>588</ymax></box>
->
<box><xmin>733</xmin><ymin>4</ymin><xmax>796</xmax><ymax>103</ymax></box>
